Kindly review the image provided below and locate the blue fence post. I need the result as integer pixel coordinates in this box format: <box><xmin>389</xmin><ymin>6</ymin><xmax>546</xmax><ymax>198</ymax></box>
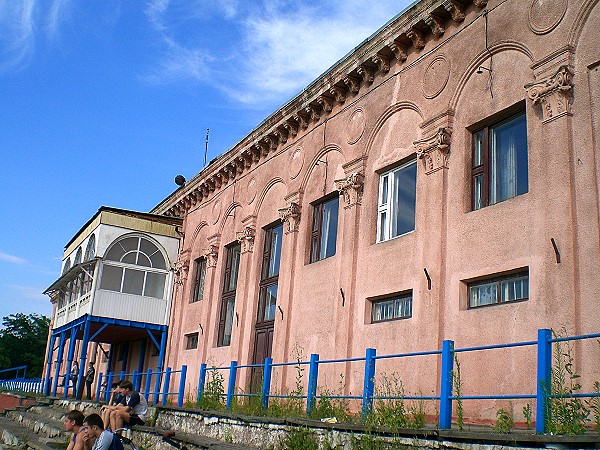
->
<box><xmin>162</xmin><ymin>368</ymin><xmax>172</xmax><ymax>406</ymax></box>
<box><xmin>226</xmin><ymin>361</ymin><xmax>238</xmax><ymax>411</ymax></box>
<box><xmin>132</xmin><ymin>370</ymin><xmax>139</xmax><ymax>391</ymax></box>
<box><xmin>145</xmin><ymin>369</ymin><xmax>153</xmax><ymax>401</ymax></box>
<box><xmin>96</xmin><ymin>373</ymin><xmax>104</xmax><ymax>402</ymax></box>
<box><xmin>261</xmin><ymin>358</ymin><xmax>273</xmax><ymax>411</ymax></box>
<box><xmin>105</xmin><ymin>372</ymin><xmax>114</xmax><ymax>402</ymax></box>
<box><xmin>361</xmin><ymin>348</ymin><xmax>376</xmax><ymax>418</ymax></box>
<box><xmin>154</xmin><ymin>367</ymin><xmax>161</xmax><ymax>405</ymax></box>
<box><xmin>439</xmin><ymin>339</ymin><xmax>455</xmax><ymax>429</ymax></box>
<box><xmin>178</xmin><ymin>365</ymin><xmax>187</xmax><ymax>408</ymax></box>
<box><xmin>306</xmin><ymin>354</ymin><xmax>320</xmax><ymax>415</ymax></box>
<box><xmin>536</xmin><ymin>328</ymin><xmax>552</xmax><ymax>434</ymax></box>
<box><xmin>197</xmin><ymin>364</ymin><xmax>207</xmax><ymax>404</ymax></box>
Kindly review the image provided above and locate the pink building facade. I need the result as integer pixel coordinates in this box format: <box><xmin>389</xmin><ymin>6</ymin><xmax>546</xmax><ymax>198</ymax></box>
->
<box><xmin>45</xmin><ymin>0</ymin><xmax>600</xmax><ymax>425</ymax></box>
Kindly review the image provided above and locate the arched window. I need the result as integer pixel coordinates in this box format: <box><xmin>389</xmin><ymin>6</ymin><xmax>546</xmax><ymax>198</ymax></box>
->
<box><xmin>62</xmin><ymin>258</ymin><xmax>71</xmax><ymax>275</ymax></box>
<box><xmin>84</xmin><ymin>235</ymin><xmax>96</xmax><ymax>261</ymax></box>
<box><xmin>100</xmin><ymin>236</ymin><xmax>168</xmax><ymax>299</ymax></box>
<box><xmin>74</xmin><ymin>248</ymin><xmax>83</xmax><ymax>266</ymax></box>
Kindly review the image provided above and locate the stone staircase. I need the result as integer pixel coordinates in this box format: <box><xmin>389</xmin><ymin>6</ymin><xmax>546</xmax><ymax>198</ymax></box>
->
<box><xmin>0</xmin><ymin>396</ymin><xmax>259</xmax><ymax>450</ymax></box>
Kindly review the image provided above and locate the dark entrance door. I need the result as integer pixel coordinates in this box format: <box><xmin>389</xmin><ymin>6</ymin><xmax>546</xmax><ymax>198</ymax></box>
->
<box><xmin>251</xmin><ymin>223</ymin><xmax>283</xmax><ymax>392</ymax></box>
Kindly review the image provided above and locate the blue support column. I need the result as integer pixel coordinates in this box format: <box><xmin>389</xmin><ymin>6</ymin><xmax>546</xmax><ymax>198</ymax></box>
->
<box><xmin>536</xmin><ymin>328</ymin><xmax>552</xmax><ymax>433</ymax></box>
<box><xmin>137</xmin><ymin>339</ymin><xmax>147</xmax><ymax>387</ymax></box>
<box><xmin>162</xmin><ymin>367</ymin><xmax>172</xmax><ymax>406</ymax></box>
<box><xmin>145</xmin><ymin>369</ymin><xmax>153</xmax><ymax>400</ymax></box>
<box><xmin>120</xmin><ymin>342</ymin><xmax>129</xmax><ymax>374</ymax></box>
<box><xmin>64</xmin><ymin>327</ymin><xmax>78</xmax><ymax>398</ymax></box>
<box><xmin>155</xmin><ymin>330</ymin><xmax>167</xmax><ymax>405</ymax></box>
<box><xmin>261</xmin><ymin>358</ymin><xmax>273</xmax><ymax>411</ymax></box>
<box><xmin>306</xmin><ymin>354</ymin><xmax>320</xmax><ymax>415</ymax></box>
<box><xmin>226</xmin><ymin>361</ymin><xmax>238</xmax><ymax>410</ymax></box>
<box><xmin>106</xmin><ymin>345</ymin><xmax>114</xmax><ymax>376</ymax></box>
<box><xmin>178</xmin><ymin>365</ymin><xmax>187</xmax><ymax>407</ymax></box>
<box><xmin>439</xmin><ymin>339</ymin><xmax>455</xmax><ymax>430</ymax></box>
<box><xmin>96</xmin><ymin>373</ymin><xmax>104</xmax><ymax>402</ymax></box>
<box><xmin>76</xmin><ymin>317</ymin><xmax>91</xmax><ymax>399</ymax></box>
<box><xmin>133</xmin><ymin>371</ymin><xmax>139</xmax><ymax>391</ymax></box>
<box><xmin>361</xmin><ymin>348</ymin><xmax>376</xmax><ymax>418</ymax></box>
<box><xmin>44</xmin><ymin>334</ymin><xmax>57</xmax><ymax>396</ymax></box>
<box><xmin>105</xmin><ymin>372</ymin><xmax>114</xmax><ymax>402</ymax></box>
<box><xmin>197</xmin><ymin>364</ymin><xmax>207</xmax><ymax>404</ymax></box>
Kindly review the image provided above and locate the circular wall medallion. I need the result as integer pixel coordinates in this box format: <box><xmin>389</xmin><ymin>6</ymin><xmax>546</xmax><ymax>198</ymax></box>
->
<box><xmin>422</xmin><ymin>55</ymin><xmax>450</xmax><ymax>99</ymax></box>
<box><xmin>347</xmin><ymin>108</ymin><xmax>366</xmax><ymax>144</ymax></box>
<box><xmin>211</xmin><ymin>199</ymin><xmax>222</xmax><ymax>224</ymax></box>
<box><xmin>288</xmin><ymin>147</ymin><xmax>304</xmax><ymax>180</ymax></box>
<box><xmin>246</xmin><ymin>177</ymin><xmax>257</xmax><ymax>205</ymax></box>
<box><xmin>528</xmin><ymin>0</ymin><xmax>567</xmax><ymax>34</ymax></box>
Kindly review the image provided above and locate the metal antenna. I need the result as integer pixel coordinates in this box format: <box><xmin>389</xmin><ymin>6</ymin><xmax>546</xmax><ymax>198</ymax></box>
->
<box><xmin>204</xmin><ymin>128</ymin><xmax>210</xmax><ymax>166</ymax></box>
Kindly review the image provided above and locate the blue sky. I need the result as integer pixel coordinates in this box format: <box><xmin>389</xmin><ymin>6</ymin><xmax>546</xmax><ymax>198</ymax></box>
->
<box><xmin>0</xmin><ymin>0</ymin><xmax>413</xmax><ymax>322</ymax></box>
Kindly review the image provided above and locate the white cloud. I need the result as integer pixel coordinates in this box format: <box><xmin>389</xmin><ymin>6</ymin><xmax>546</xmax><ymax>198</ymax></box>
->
<box><xmin>8</xmin><ymin>284</ymin><xmax>47</xmax><ymax>301</ymax></box>
<box><xmin>0</xmin><ymin>251</ymin><xmax>27</xmax><ymax>265</ymax></box>
<box><xmin>0</xmin><ymin>0</ymin><xmax>36</xmax><ymax>70</ymax></box>
<box><xmin>143</xmin><ymin>0</ymin><xmax>412</xmax><ymax>105</ymax></box>
<box><xmin>47</xmin><ymin>0</ymin><xmax>71</xmax><ymax>37</ymax></box>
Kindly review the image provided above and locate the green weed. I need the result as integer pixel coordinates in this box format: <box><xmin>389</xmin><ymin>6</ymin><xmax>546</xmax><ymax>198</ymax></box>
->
<box><xmin>522</xmin><ymin>403</ymin><xmax>532</xmax><ymax>430</ymax></box>
<box><xmin>278</xmin><ymin>427</ymin><xmax>319</xmax><ymax>450</ymax></box>
<box><xmin>452</xmin><ymin>353</ymin><xmax>464</xmax><ymax>431</ymax></box>
<box><xmin>495</xmin><ymin>406</ymin><xmax>513</xmax><ymax>433</ymax></box>
<box><xmin>198</xmin><ymin>366</ymin><xmax>225</xmax><ymax>411</ymax></box>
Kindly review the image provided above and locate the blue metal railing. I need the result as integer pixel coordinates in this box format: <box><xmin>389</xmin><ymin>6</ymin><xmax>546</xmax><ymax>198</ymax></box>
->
<box><xmin>196</xmin><ymin>329</ymin><xmax>600</xmax><ymax>433</ymax></box>
<box><xmin>96</xmin><ymin>365</ymin><xmax>187</xmax><ymax>407</ymax></box>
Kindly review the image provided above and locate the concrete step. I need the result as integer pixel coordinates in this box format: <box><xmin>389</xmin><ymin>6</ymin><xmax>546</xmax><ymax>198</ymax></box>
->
<box><xmin>0</xmin><ymin>415</ymin><xmax>68</xmax><ymax>450</ymax></box>
<box><xmin>5</xmin><ymin>409</ymin><xmax>66</xmax><ymax>439</ymax></box>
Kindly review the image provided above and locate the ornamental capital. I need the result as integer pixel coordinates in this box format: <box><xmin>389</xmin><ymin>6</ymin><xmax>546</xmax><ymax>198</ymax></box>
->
<box><xmin>236</xmin><ymin>227</ymin><xmax>256</xmax><ymax>254</ymax></box>
<box><xmin>172</xmin><ymin>258</ymin><xmax>190</xmax><ymax>285</ymax></box>
<box><xmin>414</xmin><ymin>127</ymin><xmax>452</xmax><ymax>174</ymax></box>
<box><xmin>335</xmin><ymin>172</ymin><xmax>364</xmax><ymax>208</ymax></box>
<box><xmin>525</xmin><ymin>65</ymin><xmax>574</xmax><ymax>123</ymax></box>
<box><xmin>205</xmin><ymin>245</ymin><xmax>219</xmax><ymax>268</ymax></box>
<box><xmin>278</xmin><ymin>202</ymin><xmax>301</xmax><ymax>234</ymax></box>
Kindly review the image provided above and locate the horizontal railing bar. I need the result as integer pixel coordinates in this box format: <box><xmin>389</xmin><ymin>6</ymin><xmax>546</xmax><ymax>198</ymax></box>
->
<box><xmin>551</xmin><ymin>332</ymin><xmax>600</xmax><ymax>343</ymax></box>
<box><xmin>374</xmin><ymin>395</ymin><xmax>440</xmax><ymax>401</ymax></box>
<box><xmin>271</xmin><ymin>361</ymin><xmax>311</xmax><ymax>368</ymax></box>
<box><xmin>375</xmin><ymin>350</ymin><xmax>441</xmax><ymax>360</ymax></box>
<box><xmin>316</xmin><ymin>357</ymin><xmax>365</xmax><ymax>364</ymax></box>
<box><xmin>454</xmin><ymin>340</ymin><xmax>537</xmax><ymax>353</ymax></box>
<box><xmin>456</xmin><ymin>394</ymin><xmax>536</xmax><ymax>400</ymax></box>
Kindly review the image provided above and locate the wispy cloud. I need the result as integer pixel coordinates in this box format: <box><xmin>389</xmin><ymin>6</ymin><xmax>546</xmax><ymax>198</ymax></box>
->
<box><xmin>0</xmin><ymin>0</ymin><xmax>71</xmax><ymax>71</ymax></box>
<box><xmin>0</xmin><ymin>0</ymin><xmax>36</xmax><ymax>71</ymax></box>
<box><xmin>0</xmin><ymin>251</ymin><xmax>27</xmax><ymax>265</ymax></box>
<box><xmin>143</xmin><ymin>0</ymin><xmax>409</xmax><ymax>105</ymax></box>
<box><xmin>46</xmin><ymin>0</ymin><xmax>72</xmax><ymax>38</ymax></box>
<box><xmin>8</xmin><ymin>284</ymin><xmax>47</xmax><ymax>301</ymax></box>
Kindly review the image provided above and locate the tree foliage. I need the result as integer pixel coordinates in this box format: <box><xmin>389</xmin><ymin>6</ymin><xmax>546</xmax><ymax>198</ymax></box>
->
<box><xmin>0</xmin><ymin>313</ymin><xmax>50</xmax><ymax>378</ymax></box>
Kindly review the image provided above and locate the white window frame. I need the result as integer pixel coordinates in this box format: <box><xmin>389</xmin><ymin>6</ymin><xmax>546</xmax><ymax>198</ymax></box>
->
<box><xmin>376</xmin><ymin>158</ymin><xmax>417</xmax><ymax>242</ymax></box>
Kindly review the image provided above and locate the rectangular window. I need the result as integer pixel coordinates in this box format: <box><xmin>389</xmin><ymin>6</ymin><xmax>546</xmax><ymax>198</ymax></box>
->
<box><xmin>377</xmin><ymin>158</ymin><xmax>417</xmax><ymax>242</ymax></box>
<box><xmin>185</xmin><ymin>333</ymin><xmax>199</xmax><ymax>350</ymax></box>
<box><xmin>310</xmin><ymin>196</ymin><xmax>339</xmax><ymax>262</ymax></box>
<box><xmin>468</xmin><ymin>271</ymin><xmax>529</xmax><ymax>308</ymax></box>
<box><xmin>258</xmin><ymin>224</ymin><xmax>283</xmax><ymax>323</ymax></box>
<box><xmin>191</xmin><ymin>257</ymin><xmax>207</xmax><ymax>302</ymax></box>
<box><xmin>472</xmin><ymin>110</ymin><xmax>528</xmax><ymax>210</ymax></box>
<box><xmin>372</xmin><ymin>292</ymin><xmax>413</xmax><ymax>322</ymax></box>
<box><xmin>218</xmin><ymin>243</ymin><xmax>241</xmax><ymax>347</ymax></box>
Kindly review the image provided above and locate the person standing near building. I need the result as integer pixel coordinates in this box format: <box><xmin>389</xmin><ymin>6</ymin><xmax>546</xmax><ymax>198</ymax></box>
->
<box><xmin>109</xmin><ymin>380</ymin><xmax>148</xmax><ymax>431</ymax></box>
<box><xmin>84</xmin><ymin>361</ymin><xmax>96</xmax><ymax>400</ymax></box>
<box><xmin>70</xmin><ymin>362</ymin><xmax>79</xmax><ymax>397</ymax></box>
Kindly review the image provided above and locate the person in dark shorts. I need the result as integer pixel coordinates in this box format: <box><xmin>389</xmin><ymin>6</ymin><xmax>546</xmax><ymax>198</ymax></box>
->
<box><xmin>109</xmin><ymin>380</ymin><xmax>148</xmax><ymax>431</ymax></box>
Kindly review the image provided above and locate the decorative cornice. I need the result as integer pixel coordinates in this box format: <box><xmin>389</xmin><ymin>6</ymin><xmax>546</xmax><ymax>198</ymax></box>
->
<box><xmin>525</xmin><ymin>65</ymin><xmax>574</xmax><ymax>123</ymax></box>
<box><xmin>425</xmin><ymin>14</ymin><xmax>445</xmax><ymax>36</ymax></box>
<box><xmin>278</xmin><ymin>202</ymin><xmax>301</xmax><ymax>234</ymax></box>
<box><xmin>335</xmin><ymin>173</ymin><xmax>365</xmax><ymax>208</ymax></box>
<box><xmin>154</xmin><ymin>0</ymin><xmax>492</xmax><ymax>217</ymax></box>
<box><xmin>414</xmin><ymin>127</ymin><xmax>452</xmax><ymax>174</ymax></box>
<box><xmin>236</xmin><ymin>227</ymin><xmax>255</xmax><ymax>254</ymax></box>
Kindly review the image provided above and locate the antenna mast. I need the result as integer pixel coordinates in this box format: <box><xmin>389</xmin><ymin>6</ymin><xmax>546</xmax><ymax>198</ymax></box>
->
<box><xmin>204</xmin><ymin>128</ymin><xmax>210</xmax><ymax>166</ymax></box>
